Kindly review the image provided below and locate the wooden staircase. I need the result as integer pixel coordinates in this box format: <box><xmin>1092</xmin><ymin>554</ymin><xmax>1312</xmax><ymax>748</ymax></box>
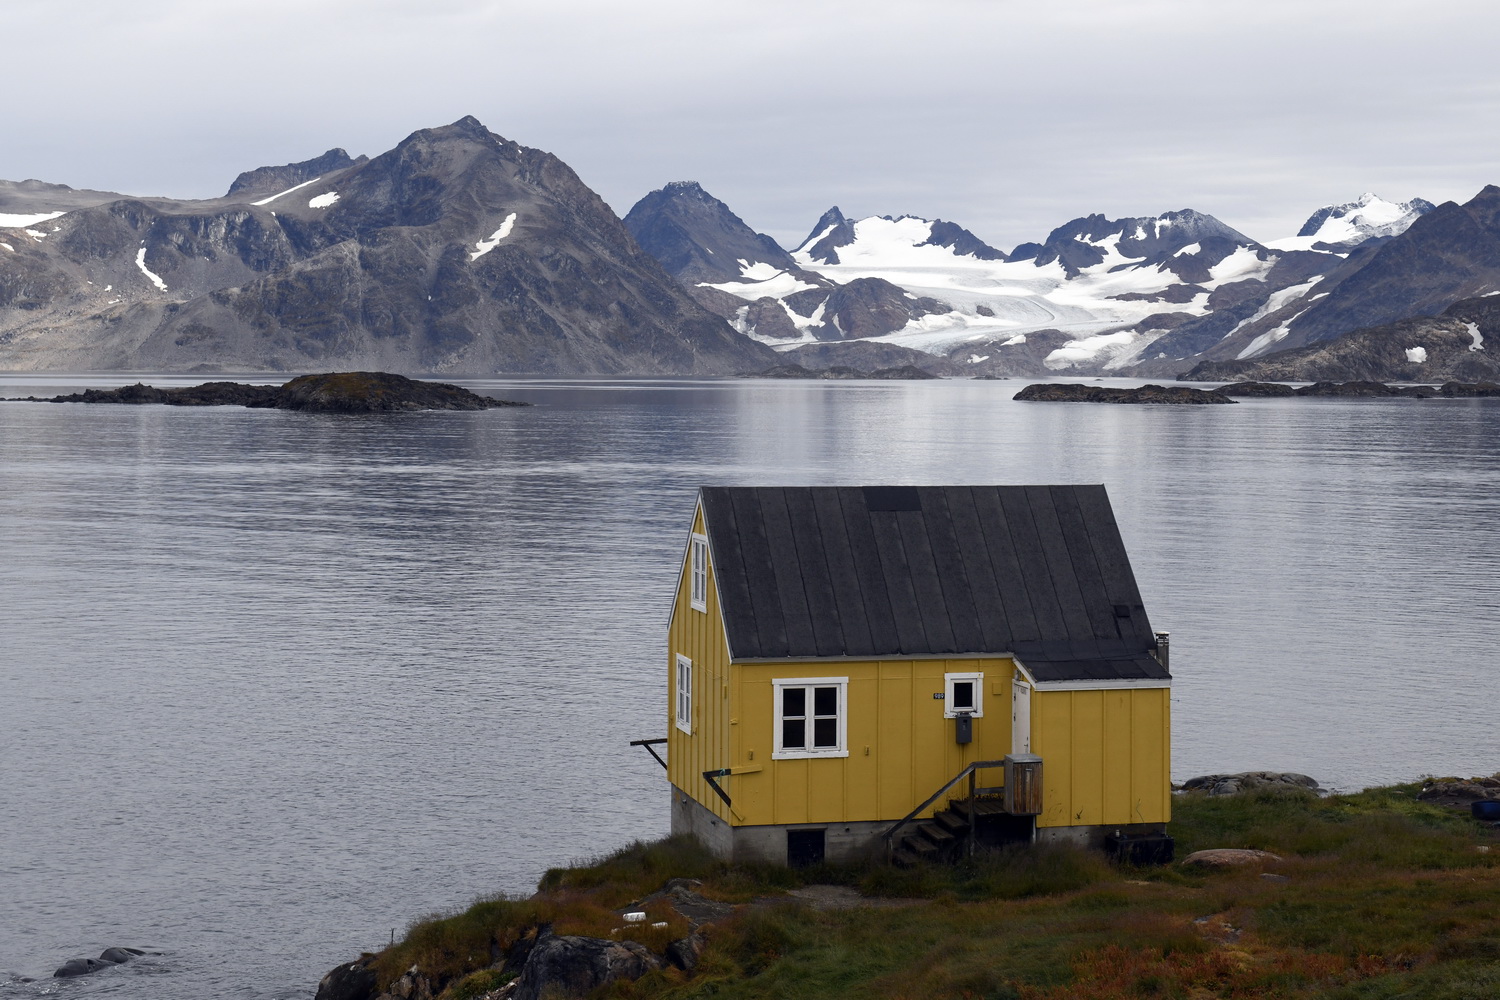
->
<box><xmin>891</xmin><ymin>797</ymin><xmax>1013</xmax><ymax>866</ymax></box>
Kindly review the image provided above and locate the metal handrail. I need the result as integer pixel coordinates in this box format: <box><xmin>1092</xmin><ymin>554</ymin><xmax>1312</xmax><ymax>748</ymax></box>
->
<box><xmin>630</xmin><ymin>738</ymin><xmax>668</xmax><ymax>770</ymax></box>
<box><xmin>882</xmin><ymin>759</ymin><xmax>1007</xmax><ymax>859</ymax></box>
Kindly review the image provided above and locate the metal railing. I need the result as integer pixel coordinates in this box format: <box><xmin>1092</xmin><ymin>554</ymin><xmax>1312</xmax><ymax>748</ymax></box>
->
<box><xmin>882</xmin><ymin>759</ymin><xmax>1006</xmax><ymax>861</ymax></box>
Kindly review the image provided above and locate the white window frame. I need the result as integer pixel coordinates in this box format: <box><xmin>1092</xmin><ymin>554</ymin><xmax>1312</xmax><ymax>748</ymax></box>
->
<box><xmin>675</xmin><ymin>655</ymin><xmax>693</xmax><ymax>734</ymax></box>
<box><xmin>944</xmin><ymin>671</ymin><xmax>984</xmax><ymax>719</ymax></box>
<box><xmin>772</xmin><ymin>677</ymin><xmax>848</xmax><ymax>759</ymax></box>
<box><xmin>689</xmin><ymin>534</ymin><xmax>708</xmax><ymax>613</ymax></box>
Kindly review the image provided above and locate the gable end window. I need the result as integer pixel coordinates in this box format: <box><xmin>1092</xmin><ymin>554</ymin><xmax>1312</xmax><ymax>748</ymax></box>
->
<box><xmin>944</xmin><ymin>671</ymin><xmax>984</xmax><ymax>719</ymax></box>
<box><xmin>689</xmin><ymin>534</ymin><xmax>708</xmax><ymax>613</ymax></box>
<box><xmin>772</xmin><ymin>678</ymin><xmax>848</xmax><ymax>759</ymax></box>
<box><xmin>675</xmin><ymin>655</ymin><xmax>693</xmax><ymax>734</ymax></box>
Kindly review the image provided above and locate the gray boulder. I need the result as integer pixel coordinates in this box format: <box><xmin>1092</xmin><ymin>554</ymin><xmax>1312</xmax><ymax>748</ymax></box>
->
<box><xmin>512</xmin><ymin>929</ymin><xmax>660</xmax><ymax>1000</ymax></box>
<box><xmin>1180</xmin><ymin>772</ymin><xmax>1320</xmax><ymax>796</ymax></box>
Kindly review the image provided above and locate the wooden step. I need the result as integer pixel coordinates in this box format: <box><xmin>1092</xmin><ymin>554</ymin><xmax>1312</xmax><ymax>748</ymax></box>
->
<box><xmin>918</xmin><ymin>822</ymin><xmax>956</xmax><ymax>847</ymax></box>
<box><xmin>933</xmin><ymin>809</ymin><xmax>969</xmax><ymax>835</ymax></box>
<box><xmin>903</xmin><ymin>835</ymin><xmax>940</xmax><ymax>858</ymax></box>
<box><xmin>891</xmin><ymin>847</ymin><xmax>923</xmax><ymax>868</ymax></box>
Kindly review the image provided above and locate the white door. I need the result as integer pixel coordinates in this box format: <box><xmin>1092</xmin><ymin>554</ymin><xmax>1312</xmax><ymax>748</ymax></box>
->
<box><xmin>1011</xmin><ymin>678</ymin><xmax>1031</xmax><ymax>755</ymax></box>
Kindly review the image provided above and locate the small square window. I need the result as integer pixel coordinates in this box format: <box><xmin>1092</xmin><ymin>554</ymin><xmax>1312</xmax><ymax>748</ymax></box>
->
<box><xmin>689</xmin><ymin>535</ymin><xmax>708</xmax><ymax>613</ymax></box>
<box><xmin>773</xmin><ymin>678</ymin><xmax>848</xmax><ymax>759</ymax></box>
<box><xmin>944</xmin><ymin>672</ymin><xmax>983</xmax><ymax>718</ymax></box>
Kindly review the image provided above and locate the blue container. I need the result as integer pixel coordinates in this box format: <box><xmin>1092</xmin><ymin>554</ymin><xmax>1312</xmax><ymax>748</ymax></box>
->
<box><xmin>1471</xmin><ymin>800</ymin><xmax>1500</xmax><ymax>822</ymax></box>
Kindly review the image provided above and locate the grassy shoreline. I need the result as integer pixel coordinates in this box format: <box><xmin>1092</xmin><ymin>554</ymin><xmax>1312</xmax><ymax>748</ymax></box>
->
<box><xmin>365</xmin><ymin>780</ymin><xmax>1499</xmax><ymax>999</ymax></box>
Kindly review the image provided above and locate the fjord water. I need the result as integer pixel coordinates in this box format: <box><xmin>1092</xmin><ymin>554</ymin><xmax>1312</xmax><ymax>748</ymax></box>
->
<box><xmin>2</xmin><ymin>375</ymin><xmax>1497</xmax><ymax>999</ymax></box>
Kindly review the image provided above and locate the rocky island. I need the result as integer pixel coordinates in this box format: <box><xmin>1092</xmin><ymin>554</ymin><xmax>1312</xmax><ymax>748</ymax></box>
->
<box><xmin>5</xmin><ymin>371</ymin><xmax>529</xmax><ymax>412</ymax></box>
<box><xmin>1014</xmin><ymin>383</ymin><xmax>1236</xmax><ymax>403</ymax></box>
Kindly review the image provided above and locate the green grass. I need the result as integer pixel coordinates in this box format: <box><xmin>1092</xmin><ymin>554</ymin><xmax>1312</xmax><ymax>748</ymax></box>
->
<box><xmin>370</xmin><ymin>784</ymin><xmax>1500</xmax><ymax>1000</ymax></box>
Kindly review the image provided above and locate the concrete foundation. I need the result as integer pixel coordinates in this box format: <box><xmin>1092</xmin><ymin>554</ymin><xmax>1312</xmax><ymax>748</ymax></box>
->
<box><xmin>669</xmin><ymin>785</ymin><xmax>889</xmax><ymax>865</ymax></box>
<box><xmin>1034</xmin><ymin>821</ymin><xmax>1168</xmax><ymax>849</ymax></box>
<box><xmin>672</xmin><ymin>786</ymin><xmax>1169</xmax><ymax>865</ymax></box>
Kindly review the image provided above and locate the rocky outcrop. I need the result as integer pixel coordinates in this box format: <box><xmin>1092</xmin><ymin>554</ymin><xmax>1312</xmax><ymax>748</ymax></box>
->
<box><xmin>1179</xmin><ymin>772</ymin><xmax>1320</xmax><ymax>795</ymax></box>
<box><xmin>316</xmin><ymin>957</ymin><xmax>379</xmax><ymax>1000</ymax></box>
<box><xmin>8</xmin><ymin>371</ymin><xmax>529</xmax><ymax>411</ymax></box>
<box><xmin>1014</xmin><ymin>383</ymin><xmax>1235</xmax><ymax>403</ymax></box>
<box><xmin>1417</xmin><ymin>775</ymin><xmax>1500</xmax><ymax>808</ymax></box>
<box><xmin>511</xmin><ymin>930</ymin><xmax>660</xmax><ymax>1000</ymax></box>
<box><xmin>1213</xmin><ymin>381</ymin><xmax>1297</xmax><ymax>397</ymax></box>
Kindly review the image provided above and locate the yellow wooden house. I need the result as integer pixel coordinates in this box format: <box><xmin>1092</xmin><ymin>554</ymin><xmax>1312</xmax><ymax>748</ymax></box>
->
<box><xmin>660</xmin><ymin>485</ymin><xmax>1172</xmax><ymax>866</ymax></box>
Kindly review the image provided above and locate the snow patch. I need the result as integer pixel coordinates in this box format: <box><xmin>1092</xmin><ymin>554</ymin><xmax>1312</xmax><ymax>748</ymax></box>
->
<box><xmin>251</xmin><ymin>176</ymin><xmax>321</xmax><ymax>207</ymax></box>
<box><xmin>737</xmin><ymin>260</ymin><xmax>782</xmax><ymax>281</ymax></box>
<box><xmin>0</xmin><ymin>211</ymin><xmax>65</xmax><ymax>228</ymax></box>
<box><xmin>0</xmin><ymin>242</ymin><xmax>11</xmax><ymax>252</ymax></box>
<box><xmin>1208</xmin><ymin>246</ymin><xmax>1273</xmax><ymax>284</ymax></box>
<box><xmin>1405</xmin><ymin>346</ymin><xmax>1427</xmax><ymax>363</ymax></box>
<box><xmin>134</xmin><ymin>248</ymin><xmax>168</xmax><ymax>291</ymax></box>
<box><xmin>307</xmin><ymin>191</ymin><xmax>340</xmax><ymax>209</ymax></box>
<box><xmin>1218</xmin><ymin>277</ymin><xmax>1323</xmax><ymax>342</ymax></box>
<box><xmin>1465</xmin><ymin>321</ymin><xmax>1484</xmax><ymax>351</ymax></box>
<box><xmin>967</xmin><ymin>354</ymin><xmax>990</xmax><ymax>364</ymax></box>
<box><xmin>1001</xmin><ymin>333</ymin><xmax>1027</xmax><ymax>346</ymax></box>
<box><xmin>470</xmin><ymin>213</ymin><xmax>518</xmax><ymax>260</ymax></box>
<box><xmin>699</xmin><ymin>268</ymin><xmax>820</xmax><ymax>300</ymax></box>
<box><xmin>24</xmin><ymin>229</ymin><xmax>46</xmax><ymax>239</ymax></box>
<box><xmin>1173</xmin><ymin>242</ymin><xmax>1201</xmax><ymax>257</ymax></box>
<box><xmin>1236</xmin><ymin>317</ymin><xmax>1298</xmax><ymax>359</ymax></box>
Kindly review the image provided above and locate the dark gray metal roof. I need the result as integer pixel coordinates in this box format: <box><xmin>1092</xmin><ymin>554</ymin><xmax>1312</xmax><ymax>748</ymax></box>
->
<box><xmin>698</xmin><ymin>485</ymin><xmax>1168</xmax><ymax>682</ymax></box>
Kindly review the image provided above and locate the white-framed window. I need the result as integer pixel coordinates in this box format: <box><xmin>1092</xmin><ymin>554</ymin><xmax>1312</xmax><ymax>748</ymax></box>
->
<box><xmin>944</xmin><ymin>671</ymin><xmax>984</xmax><ymax>718</ymax></box>
<box><xmin>772</xmin><ymin>677</ymin><xmax>848</xmax><ymax>759</ymax></box>
<box><xmin>675</xmin><ymin>655</ymin><xmax>693</xmax><ymax>734</ymax></box>
<box><xmin>689</xmin><ymin>534</ymin><xmax>708</xmax><ymax>613</ymax></box>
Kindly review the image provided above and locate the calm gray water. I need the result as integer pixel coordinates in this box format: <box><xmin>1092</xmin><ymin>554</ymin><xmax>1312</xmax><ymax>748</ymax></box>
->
<box><xmin>2</xmin><ymin>373</ymin><xmax>1498</xmax><ymax>999</ymax></box>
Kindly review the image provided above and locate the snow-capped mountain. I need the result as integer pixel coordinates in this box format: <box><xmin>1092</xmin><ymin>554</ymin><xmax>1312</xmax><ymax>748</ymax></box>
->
<box><xmin>624</xmin><ymin>185</ymin><xmax>947</xmax><ymax>344</ymax></box>
<box><xmin>796</xmin><ymin>207</ymin><xmax>1006</xmax><ymax>266</ymax></box>
<box><xmin>779</xmin><ymin>207</ymin><xmax>1294</xmax><ymax>372</ymax></box>
<box><xmin>1266</xmin><ymin>193</ymin><xmax>1435</xmax><ymax>253</ymax></box>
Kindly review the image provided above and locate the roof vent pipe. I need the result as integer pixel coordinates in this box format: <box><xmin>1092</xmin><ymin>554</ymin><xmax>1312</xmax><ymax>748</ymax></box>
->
<box><xmin>1154</xmin><ymin>631</ymin><xmax>1170</xmax><ymax>670</ymax></box>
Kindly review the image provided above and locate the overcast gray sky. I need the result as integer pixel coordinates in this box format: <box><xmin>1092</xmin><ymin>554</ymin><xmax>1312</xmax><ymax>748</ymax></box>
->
<box><xmin>7</xmin><ymin>0</ymin><xmax>1500</xmax><ymax>249</ymax></box>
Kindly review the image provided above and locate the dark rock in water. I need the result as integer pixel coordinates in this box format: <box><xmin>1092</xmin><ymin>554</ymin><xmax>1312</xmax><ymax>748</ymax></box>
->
<box><xmin>9</xmin><ymin>372</ymin><xmax>527</xmax><ymax>412</ymax></box>
<box><xmin>748</xmin><ymin>363</ymin><xmax>821</xmax><ymax>379</ymax></box>
<box><xmin>868</xmin><ymin>365</ymin><xmax>940</xmax><ymax>380</ymax></box>
<box><xmin>54</xmin><ymin>947</ymin><xmax>154</xmax><ymax>978</ymax></box>
<box><xmin>513</xmin><ymin>929</ymin><xmax>660</xmax><ymax>1000</ymax></box>
<box><xmin>1214</xmin><ymin>381</ymin><xmax>1297</xmax><ymax>397</ymax></box>
<box><xmin>746</xmin><ymin>362</ymin><xmax>939</xmax><ymax>380</ymax></box>
<box><xmin>1438</xmin><ymin>380</ymin><xmax>1500</xmax><ymax>397</ymax></box>
<box><xmin>314</xmin><ymin>957</ymin><xmax>378</xmax><ymax>1000</ymax></box>
<box><xmin>274</xmin><ymin>372</ymin><xmax>516</xmax><ymax>412</ymax></box>
<box><xmin>1014</xmin><ymin>383</ymin><xmax>1236</xmax><ymax>404</ymax></box>
<box><xmin>55</xmin><ymin>958</ymin><xmax>114</xmax><ymax>978</ymax></box>
<box><xmin>1294</xmin><ymin>379</ymin><xmax>1416</xmax><ymax>397</ymax></box>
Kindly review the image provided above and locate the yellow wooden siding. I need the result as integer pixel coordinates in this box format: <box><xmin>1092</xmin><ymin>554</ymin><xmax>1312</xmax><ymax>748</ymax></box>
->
<box><xmin>728</xmin><ymin>657</ymin><xmax>1017</xmax><ymax>826</ymax></box>
<box><xmin>665</xmin><ymin>505</ymin><xmax>733</xmax><ymax>822</ymax></box>
<box><xmin>1031</xmin><ymin>686</ymin><xmax>1171</xmax><ymax>829</ymax></box>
